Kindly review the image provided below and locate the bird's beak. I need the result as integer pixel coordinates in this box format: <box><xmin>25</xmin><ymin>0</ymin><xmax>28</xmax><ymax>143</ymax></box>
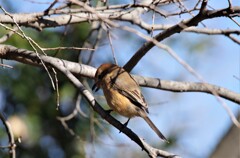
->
<box><xmin>92</xmin><ymin>81</ymin><xmax>100</xmax><ymax>92</ymax></box>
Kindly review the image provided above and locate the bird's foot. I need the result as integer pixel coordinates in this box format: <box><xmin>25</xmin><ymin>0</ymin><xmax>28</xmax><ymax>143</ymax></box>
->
<box><xmin>119</xmin><ymin>118</ymin><xmax>130</xmax><ymax>133</ymax></box>
<box><xmin>106</xmin><ymin>109</ymin><xmax>113</xmax><ymax>114</ymax></box>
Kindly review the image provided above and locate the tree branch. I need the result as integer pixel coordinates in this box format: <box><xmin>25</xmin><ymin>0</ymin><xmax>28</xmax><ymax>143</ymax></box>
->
<box><xmin>0</xmin><ymin>44</ymin><xmax>179</xmax><ymax>158</ymax></box>
<box><xmin>0</xmin><ymin>1</ymin><xmax>239</xmax><ymax>157</ymax></box>
<box><xmin>0</xmin><ymin>44</ymin><xmax>239</xmax><ymax>105</ymax></box>
<box><xmin>0</xmin><ymin>113</ymin><xmax>16</xmax><ymax>158</ymax></box>
<box><xmin>0</xmin><ymin>4</ymin><xmax>239</xmax><ymax>33</ymax></box>
<box><xmin>134</xmin><ymin>76</ymin><xmax>240</xmax><ymax>105</ymax></box>
<box><xmin>123</xmin><ymin>4</ymin><xmax>240</xmax><ymax>71</ymax></box>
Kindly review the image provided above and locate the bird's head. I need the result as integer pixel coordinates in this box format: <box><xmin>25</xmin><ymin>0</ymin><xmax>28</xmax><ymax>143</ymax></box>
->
<box><xmin>92</xmin><ymin>63</ymin><xmax>117</xmax><ymax>92</ymax></box>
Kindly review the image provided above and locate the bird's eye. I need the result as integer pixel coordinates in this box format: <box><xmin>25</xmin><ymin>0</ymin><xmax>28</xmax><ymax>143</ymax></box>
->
<box><xmin>98</xmin><ymin>70</ymin><xmax>108</xmax><ymax>80</ymax></box>
<box><xmin>98</xmin><ymin>73</ymin><xmax>104</xmax><ymax>80</ymax></box>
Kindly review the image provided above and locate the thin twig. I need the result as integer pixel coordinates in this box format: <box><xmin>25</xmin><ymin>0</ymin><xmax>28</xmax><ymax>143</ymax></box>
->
<box><xmin>228</xmin><ymin>16</ymin><xmax>240</xmax><ymax>27</ymax></box>
<box><xmin>0</xmin><ymin>113</ymin><xmax>16</xmax><ymax>158</ymax></box>
<box><xmin>0</xmin><ymin>6</ymin><xmax>57</xmax><ymax>91</ymax></box>
<box><xmin>57</xmin><ymin>105</ymin><xmax>83</xmax><ymax>138</ymax></box>
<box><xmin>227</xmin><ymin>34</ymin><xmax>240</xmax><ymax>45</ymax></box>
<box><xmin>76</xmin><ymin>93</ymin><xmax>88</xmax><ymax>118</ymax></box>
<box><xmin>86</xmin><ymin>26</ymin><xmax>103</xmax><ymax>64</ymax></box>
<box><xmin>42</xmin><ymin>47</ymin><xmax>95</xmax><ymax>51</ymax></box>
<box><xmin>0</xmin><ymin>63</ymin><xmax>13</xmax><ymax>69</ymax></box>
<box><xmin>53</xmin><ymin>68</ymin><xmax>60</xmax><ymax>110</ymax></box>
<box><xmin>107</xmin><ymin>28</ymin><xmax>118</xmax><ymax>65</ymax></box>
<box><xmin>44</xmin><ymin>0</ymin><xmax>59</xmax><ymax>15</ymax></box>
<box><xmin>0</xmin><ymin>27</ymin><xmax>18</xmax><ymax>43</ymax></box>
<box><xmin>151</xmin><ymin>10</ymin><xmax>155</xmax><ymax>37</ymax></box>
<box><xmin>227</xmin><ymin>0</ymin><xmax>232</xmax><ymax>9</ymax></box>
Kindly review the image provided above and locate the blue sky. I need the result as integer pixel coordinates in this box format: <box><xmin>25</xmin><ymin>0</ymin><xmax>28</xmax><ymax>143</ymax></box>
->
<box><xmin>92</xmin><ymin>36</ymin><xmax>239</xmax><ymax>157</ymax></box>
<box><xmin>91</xmin><ymin>1</ymin><xmax>240</xmax><ymax>157</ymax></box>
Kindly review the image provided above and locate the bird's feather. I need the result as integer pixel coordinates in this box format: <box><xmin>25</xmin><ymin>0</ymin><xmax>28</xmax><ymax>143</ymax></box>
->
<box><xmin>110</xmin><ymin>68</ymin><xmax>149</xmax><ymax>113</ymax></box>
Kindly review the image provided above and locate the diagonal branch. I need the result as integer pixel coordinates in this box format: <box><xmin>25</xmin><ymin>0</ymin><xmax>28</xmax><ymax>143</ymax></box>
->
<box><xmin>0</xmin><ymin>45</ymin><xmax>178</xmax><ymax>158</ymax></box>
<box><xmin>53</xmin><ymin>62</ymin><xmax>180</xmax><ymax>158</ymax></box>
<box><xmin>123</xmin><ymin>4</ymin><xmax>240</xmax><ymax>71</ymax></box>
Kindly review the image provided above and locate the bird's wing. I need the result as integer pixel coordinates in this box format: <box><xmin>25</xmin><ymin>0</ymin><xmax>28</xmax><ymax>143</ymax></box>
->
<box><xmin>112</xmin><ymin>69</ymin><xmax>148</xmax><ymax>113</ymax></box>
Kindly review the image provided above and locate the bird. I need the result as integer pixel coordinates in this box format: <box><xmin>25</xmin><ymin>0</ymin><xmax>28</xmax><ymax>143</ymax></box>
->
<box><xmin>92</xmin><ymin>63</ymin><xmax>168</xmax><ymax>142</ymax></box>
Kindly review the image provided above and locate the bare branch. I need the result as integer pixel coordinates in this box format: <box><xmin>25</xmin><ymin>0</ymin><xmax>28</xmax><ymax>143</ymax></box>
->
<box><xmin>0</xmin><ymin>1</ymin><xmax>239</xmax><ymax>157</ymax></box>
<box><xmin>0</xmin><ymin>3</ymin><xmax>238</xmax><ymax>38</ymax></box>
<box><xmin>0</xmin><ymin>44</ymin><xmax>96</xmax><ymax>77</ymax></box>
<box><xmin>85</xmin><ymin>23</ymin><xmax>103</xmax><ymax>64</ymax></box>
<box><xmin>134</xmin><ymin>75</ymin><xmax>240</xmax><ymax>108</ymax></box>
<box><xmin>1</xmin><ymin>44</ymin><xmax>240</xmax><ymax>156</ymax></box>
<box><xmin>0</xmin><ymin>6</ymin><xmax>57</xmax><ymax>93</ymax></box>
<box><xmin>0</xmin><ymin>113</ymin><xmax>16</xmax><ymax>158</ymax></box>
<box><xmin>124</xmin><ymin>3</ymin><xmax>240</xmax><ymax>71</ymax></box>
<box><xmin>42</xmin><ymin>47</ymin><xmax>95</xmax><ymax>51</ymax></box>
<box><xmin>107</xmin><ymin>28</ymin><xmax>118</xmax><ymax>65</ymax></box>
<box><xmin>76</xmin><ymin>93</ymin><xmax>88</xmax><ymax>118</ymax></box>
<box><xmin>0</xmin><ymin>63</ymin><xmax>13</xmax><ymax>68</ymax></box>
<box><xmin>72</xmin><ymin>0</ymin><xmax>240</xmax><ymax>127</ymax></box>
<box><xmin>44</xmin><ymin>0</ymin><xmax>59</xmax><ymax>15</ymax></box>
<box><xmin>23</xmin><ymin>40</ymin><xmax>176</xmax><ymax>157</ymax></box>
<box><xmin>0</xmin><ymin>44</ymin><xmax>239</xmax><ymax>105</ymax></box>
<box><xmin>0</xmin><ymin>27</ymin><xmax>18</xmax><ymax>43</ymax></box>
<box><xmin>226</xmin><ymin>34</ymin><xmax>240</xmax><ymax>45</ymax></box>
<box><xmin>140</xmin><ymin>138</ymin><xmax>181</xmax><ymax>158</ymax></box>
<box><xmin>227</xmin><ymin>0</ymin><xmax>232</xmax><ymax>9</ymax></box>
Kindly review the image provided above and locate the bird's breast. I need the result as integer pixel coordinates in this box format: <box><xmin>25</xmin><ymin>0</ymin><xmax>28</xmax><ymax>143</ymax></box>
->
<box><xmin>101</xmin><ymin>82</ymin><xmax>139</xmax><ymax>118</ymax></box>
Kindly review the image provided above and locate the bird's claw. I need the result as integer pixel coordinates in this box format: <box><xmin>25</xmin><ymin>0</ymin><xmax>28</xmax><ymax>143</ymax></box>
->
<box><xmin>119</xmin><ymin>118</ymin><xmax>130</xmax><ymax>133</ymax></box>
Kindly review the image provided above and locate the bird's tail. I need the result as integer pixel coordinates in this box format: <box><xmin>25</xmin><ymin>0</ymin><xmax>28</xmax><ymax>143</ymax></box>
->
<box><xmin>143</xmin><ymin>115</ymin><xmax>169</xmax><ymax>143</ymax></box>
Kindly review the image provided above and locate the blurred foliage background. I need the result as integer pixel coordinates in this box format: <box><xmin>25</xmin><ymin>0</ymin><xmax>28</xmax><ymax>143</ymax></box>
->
<box><xmin>0</xmin><ymin>3</ymin><xmax>95</xmax><ymax>156</ymax></box>
<box><xmin>0</xmin><ymin>29</ymin><xmax>87</xmax><ymax>158</ymax></box>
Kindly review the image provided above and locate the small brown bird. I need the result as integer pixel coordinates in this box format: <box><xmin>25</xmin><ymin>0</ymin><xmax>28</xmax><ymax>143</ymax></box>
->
<box><xmin>92</xmin><ymin>63</ymin><xmax>168</xmax><ymax>142</ymax></box>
